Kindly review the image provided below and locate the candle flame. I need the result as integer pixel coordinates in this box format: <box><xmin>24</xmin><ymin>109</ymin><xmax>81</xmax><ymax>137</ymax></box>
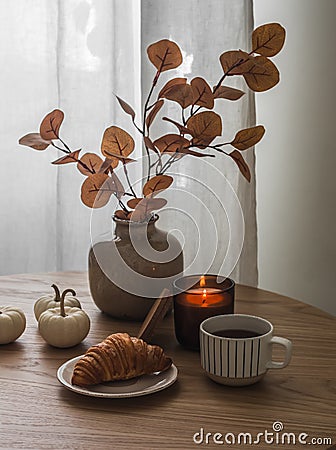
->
<box><xmin>201</xmin><ymin>276</ymin><xmax>207</xmax><ymax>305</ymax></box>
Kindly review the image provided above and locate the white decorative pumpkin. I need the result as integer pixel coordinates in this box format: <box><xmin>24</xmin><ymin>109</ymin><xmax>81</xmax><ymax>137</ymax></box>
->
<box><xmin>38</xmin><ymin>289</ymin><xmax>90</xmax><ymax>348</ymax></box>
<box><xmin>0</xmin><ymin>306</ymin><xmax>26</xmax><ymax>344</ymax></box>
<box><xmin>34</xmin><ymin>284</ymin><xmax>81</xmax><ymax>320</ymax></box>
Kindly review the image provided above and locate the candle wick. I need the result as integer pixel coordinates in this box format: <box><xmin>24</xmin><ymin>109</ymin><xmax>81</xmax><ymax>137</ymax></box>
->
<box><xmin>202</xmin><ymin>288</ymin><xmax>207</xmax><ymax>305</ymax></box>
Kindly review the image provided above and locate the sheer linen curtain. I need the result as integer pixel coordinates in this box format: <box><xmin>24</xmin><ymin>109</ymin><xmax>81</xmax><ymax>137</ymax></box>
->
<box><xmin>1</xmin><ymin>0</ymin><xmax>141</xmax><ymax>274</ymax></box>
<box><xmin>0</xmin><ymin>0</ymin><xmax>257</xmax><ymax>286</ymax></box>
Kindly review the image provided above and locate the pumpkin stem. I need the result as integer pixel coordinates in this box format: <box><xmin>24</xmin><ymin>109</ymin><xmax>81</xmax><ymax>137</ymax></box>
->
<box><xmin>59</xmin><ymin>289</ymin><xmax>77</xmax><ymax>317</ymax></box>
<box><xmin>62</xmin><ymin>288</ymin><xmax>76</xmax><ymax>298</ymax></box>
<box><xmin>51</xmin><ymin>284</ymin><xmax>61</xmax><ymax>302</ymax></box>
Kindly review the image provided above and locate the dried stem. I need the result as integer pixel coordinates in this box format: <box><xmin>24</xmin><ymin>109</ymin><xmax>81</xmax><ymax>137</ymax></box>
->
<box><xmin>147</xmin><ymin>102</ymin><xmax>157</xmax><ymax>111</ymax></box>
<box><xmin>51</xmin><ymin>141</ymin><xmax>95</xmax><ymax>174</ymax></box>
<box><xmin>159</xmin><ymin>153</ymin><xmax>179</xmax><ymax>175</ymax></box>
<box><xmin>123</xmin><ymin>164</ymin><xmax>137</xmax><ymax>197</ymax></box>
<box><xmin>51</xmin><ymin>142</ymin><xmax>68</xmax><ymax>154</ymax></box>
<box><xmin>182</xmin><ymin>109</ymin><xmax>186</xmax><ymax>127</ymax></box>
<box><xmin>189</xmin><ymin>144</ymin><xmax>230</xmax><ymax>156</ymax></box>
<box><xmin>143</xmin><ymin>70</ymin><xmax>161</xmax><ymax>181</ymax></box>
<box><xmin>132</xmin><ymin>120</ymin><xmax>143</xmax><ymax>135</ymax></box>
<box><xmin>58</xmin><ymin>137</ymin><xmax>71</xmax><ymax>152</ymax></box>
<box><xmin>213</xmin><ymin>141</ymin><xmax>231</xmax><ymax>147</ymax></box>
<box><xmin>117</xmin><ymin>197</ymin><xmax>129</xmax><ymax>213</ymax></box>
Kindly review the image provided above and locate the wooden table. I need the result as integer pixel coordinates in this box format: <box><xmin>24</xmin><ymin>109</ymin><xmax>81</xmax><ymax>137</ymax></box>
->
<box><xmin>0</xmin><ymin>272</ymin><xmax>335</xmax><ymax>449</ymax></box>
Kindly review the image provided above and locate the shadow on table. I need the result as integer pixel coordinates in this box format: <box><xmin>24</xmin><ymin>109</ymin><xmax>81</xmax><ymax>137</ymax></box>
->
<box><xmin>57</xmin><ymin>377</ymin><xmax>181</xmax><ymax>410</ymax></box>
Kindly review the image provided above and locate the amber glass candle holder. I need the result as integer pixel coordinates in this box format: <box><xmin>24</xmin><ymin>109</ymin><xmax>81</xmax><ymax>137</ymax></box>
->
<box><xmin>173</xmin><ymin>274</ymin><xmax>235</xmax><ymax>350</ymax></box>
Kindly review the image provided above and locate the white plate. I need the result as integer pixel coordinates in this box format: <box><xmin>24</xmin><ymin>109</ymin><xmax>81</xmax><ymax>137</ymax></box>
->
<box><xmin>57</xmin><ymin>355</ymin><xmax>178</xmax><ymax>398</ymax></box>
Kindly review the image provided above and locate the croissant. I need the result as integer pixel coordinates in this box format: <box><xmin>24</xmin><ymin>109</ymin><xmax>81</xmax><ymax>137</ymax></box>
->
<box><xmin>71</xmin><ymin>332</ymin><xmax>172</xmax><ymax>387</ymax></box>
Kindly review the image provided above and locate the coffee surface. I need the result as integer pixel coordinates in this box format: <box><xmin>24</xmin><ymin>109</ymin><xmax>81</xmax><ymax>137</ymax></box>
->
<box><xmin>212</xmin><ymin>329</ymin><xmax>263</xmax><ymax>338</ymax></box>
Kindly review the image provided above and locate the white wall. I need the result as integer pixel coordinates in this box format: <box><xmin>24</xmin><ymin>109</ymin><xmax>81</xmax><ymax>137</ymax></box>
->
<box><xmin>254</xmin><ymin>0</ymin><xmax>336</xmax><ymax>315</ymax></box>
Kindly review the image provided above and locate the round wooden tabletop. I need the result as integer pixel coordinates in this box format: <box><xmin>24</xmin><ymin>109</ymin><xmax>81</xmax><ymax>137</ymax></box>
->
<box><xmin>0</xmin><ymin>272</ymin><xmax>335</xmax><ymax>449</ymax></box>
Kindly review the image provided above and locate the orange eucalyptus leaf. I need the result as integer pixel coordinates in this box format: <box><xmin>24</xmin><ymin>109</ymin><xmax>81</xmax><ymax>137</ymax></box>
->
<box><xmin>121</xmin><ymin>157</ymin><xmax>136</xmax><ymax>165</ymax></box>
<box><xmin>143</xmin><ymin>136</ymin><xmax>159</xmax><ymax>154</ymax></box>
<box><xmin>243</xmin><ymin>56</ymin><xmax>279</xmax><ymax>92</ymax></box>
<box><xmin>158</xmin><ymin>77</ymin><xmax>187</xmax><ymax>98</ymax></box>
<box><xmin>187</xmin><ymin>111</ymin><xmax>222</xmax><ymax>148</ymax></box>
<box><xmin>101</xmin><ymin>151</ymin><xmax>135</xmax><ymax>164</ymax></box>
<box><xmin>190</xmin><ymin>77</ymin><xmax>214</xmax><ymax>109</ymax></box>
<box><xmin>127</xmin><ymin>198</ymin><xmax>142</xmax><ymax>209</ymax></box>
<box><xmin>101</xmin><ymin>126</ymin><xmax>135</xmax><ymax>159</ymax></box>
<box><xmin>143</xmin><ymin>175</ymin><xmax>173</xmax><ymax>198</ymax></box>
<box><xmin>230</xmin><ymin>150</ymin><xmax>251</xmax><ymax>182</ymax></box>
<box><xmin>147</xmin><ymin>39</ymin><xmax>182</xmax><ymax>72</ymax></box>
<box><xmin>77</xmin><ymin>153</ymin><xmax>103</xmax><ymax>175</ymax></box>
<box><xmin>145</xmin><ymin>197</ymin><xmax>167</xmax><ymax>211</ymax></box>
<box><xmin>80</xmin><ymin>173</ymin><xmax>112</xmax><ymax>208</ymax></box>
<box><xmin>146</xmin><ymin>100</ymin><xmax>164</xmax><ymax>129</ymax></box>
<box><xmin>213</xmin><ymin>86</ymin><xmax>245</xmax><ymax>101</ymax></box>
<box><xmin>129</xmin><ymin>197</ymin><xmax>167</xmax><ymax>222</ymax></box>
<box><xmin>252</xmin><ymin>23</ymin><xmax>286</xmax><ymax>57</ymax></box>
<box><xmin>115</xmin><ymin>95</ymin><xmax>136</xmax><ymax>120</ymax></box>
<box><xmin>162</xmin><ymin>117</ymin><xmax>193</xmax><ymax>136</ymax></box>
<box><xmin>153</xmin><ymin>134</ymin><xmax>189</xmax><ymax>154</ymax></box>
<box><xmin>179</xmin><ymin>148</ymin><xmax>215</xmax><ymax>158</ymax></box>
<box><xmin>231</xmin><ymin>126</ymin><xmax>265</xmax><ymax>150</ymax></box>
<box><xmin>98</xmin><ymin>157</ymin><xmax>118</xmax><ymax>174</ymax></box>
<box><xmin>127</xmin><ymin>198</ymin><xmax>146</xmax><ymax>222</ymax></box>
<box><xmin>114</xmin><ymin>210</ymin><xmax>128</xmax><ymax>220</ymax></box>
<box><xmin>110</xmin><ymin>172</ymin><xmax>125</xmax><ymax>200</ymax></box>
<box><xmin>18</xmin><ymin>133</ymin><xmax>51</xmax><ymax>151</ymax></box>
<box><xmin>39</xmin><ymin>109</ymin><xmax>64</xmax><ymax>140</ymax></box>
<box><xmin>129</xmin><ymin>209</ymin><xmax>147</xmax><ymax>222</ymax></box>
<box><xmin>52</xmin><ymin>149</ymin><xmax>81</xmax><ymax>165</ymax></box>
<box><xmin>219</xmin><ymin>50</ymin><xmax>252</xmax><ymax>75</ymax></box>
<box><xmin>163</xmin><ymin>84</ymin><xmax>193</xmax><ymax>109</ymax></box>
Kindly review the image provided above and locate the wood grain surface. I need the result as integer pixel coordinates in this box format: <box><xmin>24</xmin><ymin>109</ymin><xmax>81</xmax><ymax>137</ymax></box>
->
<box><xmin>0</xmin><ymin>272</ymin><xmax>335</xmax><ymax>450</ymax></box>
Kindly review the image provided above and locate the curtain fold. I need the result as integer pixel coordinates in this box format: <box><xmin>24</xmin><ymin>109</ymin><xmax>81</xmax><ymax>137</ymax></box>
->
<box><xmin>55</xmin><ymin>0</ymin><xmax>141</xmax><ymax>270</ymax></box>
<box><xmin>0</xmin><ymin>0</ymin><xmax>257</xmax><ymax>286</ymax></box>
<box><xmin>141</xmin><ymin>0</ymin><xmax>257</xmax><ymax>285</ymax></box>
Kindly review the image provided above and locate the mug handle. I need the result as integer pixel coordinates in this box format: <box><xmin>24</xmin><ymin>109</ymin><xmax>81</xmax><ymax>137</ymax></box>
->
<box><xmin>266</xmin><ymin>336</ymin><xmax>292</xmax><ymax>369</ymax></box>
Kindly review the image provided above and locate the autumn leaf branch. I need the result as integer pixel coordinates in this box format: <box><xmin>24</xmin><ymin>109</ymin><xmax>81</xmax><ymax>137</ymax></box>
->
<box><xmin>19</xmin><ymin>23</ymin><xmax>285</xmax><ymax>220</ymax></box>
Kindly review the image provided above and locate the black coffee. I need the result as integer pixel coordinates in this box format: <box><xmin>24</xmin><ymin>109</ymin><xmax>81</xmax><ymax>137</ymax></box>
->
<box><xmin>213</xmin><ymin>329</ymin><xmax>262</xmax><ymax>339</ymax></box>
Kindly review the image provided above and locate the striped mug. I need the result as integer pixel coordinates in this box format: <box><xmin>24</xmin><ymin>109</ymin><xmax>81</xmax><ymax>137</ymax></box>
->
<box><xmin>200</xmin><ymin>314</ymin><xmax>292</xmax><ymax>386</ymax></box>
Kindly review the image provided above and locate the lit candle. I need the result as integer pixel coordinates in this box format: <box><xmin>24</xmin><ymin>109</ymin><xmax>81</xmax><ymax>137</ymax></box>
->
<box><xmin>182</xmin><ymin>287</ymin><xmax>224</xmax><ymax>306</ymax></box>
<box><xmin>173</xmin><ymin>275</ymin><xmax>235</xmax><ymax>350</ymax></box>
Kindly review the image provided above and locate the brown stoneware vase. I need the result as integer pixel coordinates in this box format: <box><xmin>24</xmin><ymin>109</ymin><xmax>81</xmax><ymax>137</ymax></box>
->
<box><xmin>88</xmin><ymin>215</ymin><xmax>183</xmax><ymax>321</ymax></box>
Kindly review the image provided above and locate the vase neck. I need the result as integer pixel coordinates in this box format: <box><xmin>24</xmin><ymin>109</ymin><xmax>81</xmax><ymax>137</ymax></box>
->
<box><xmin>114</xmin><ymin>217</ymin><xmax>158</xmax><ymax>240</ymax></box>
